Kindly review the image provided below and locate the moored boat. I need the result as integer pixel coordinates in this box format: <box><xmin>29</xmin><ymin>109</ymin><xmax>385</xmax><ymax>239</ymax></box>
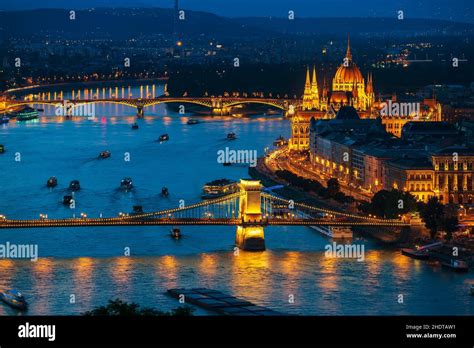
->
<box><xmin>131</xmin><ymin>205</ymin><xmax>144</xmax><ymax>215</ymax></box>
<box><xmin>441</xmin><ymin>259</ymin><xmax>469</xmax><ymax>273</ymax></box>
<box><xmin>69</xmin><ymin>180</ymin><xmax>80</xmax><ymax>191</ymax></box>
<box><xmin>46</xmin><ymin>176</ymin><xmax>58</xmax><ymax>188</ymax></box>
<box><xmin>158</xmin><ymin>134</ymin><xmax>169</xmax><ymax>142</ymax></box>
<box><xmin>227</xmin><ymin>132</ymin><xmax>236</xmax><ymax>140</ymax></box>
<box><xmin>401</xmin><ymin>248</ymin><xmax>430</xmax><ymax>260</ymax></box>
<box><xmin>16</xmin><ymin>107</ymin><xmax>39</xmax><ymax>121</ymax></box>
<box><xmin>0</xmin><ymin>145</ymin><xmax>4</xmax><ymax>153</ymax></box>
<box><xmin>98</xmin><ymin>150</ymin><xmax>111</xmax><ymax>159</ymax></box>
<box><xmin>401</xmin><ymin>242</ymin><xmax>442</xmax><ymax>260</ymax></box>
<box><xmin>63</xmin><ymin>195</ymin><xmax>74</xmax><ymax>205</ymax></box>
<box><xmin>120</xmin><ymin>177</ymin><xmax>133</xmax><ymax>191</ymax></box>
<box><xmin>170</xmin><ymin>227</ymin><xmax>181</xmax><ymax>239</ymax></box>
<box><xmin>187</xmin><ymin>118</ymin><xmax>199</xmax><ymax>125</ymax></box>
<box><xmin>131</xmin><ymin>123</ymin><xmax>139</xmax><ymax>130</ymax></box>
<box><xmin>0</xmin><ymin>289</ymin><xmax>28</xmax><ymax>311</ymax></box>
<box><xmin>161</xmin><ymin>187</ymin><xmax>169</xmax><ymax>197</ymax></box>
<box><xmin>201</xmin><ymin>179</ymin><xmax>238</xmax><ymax>199</ymax></box>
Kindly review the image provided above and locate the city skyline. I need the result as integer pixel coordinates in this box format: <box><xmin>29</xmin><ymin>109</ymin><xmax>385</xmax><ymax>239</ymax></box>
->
<box><xmin>0</xmin><ymin>1</ymin><xmax>473</xmax><ymax>345</ymax></box>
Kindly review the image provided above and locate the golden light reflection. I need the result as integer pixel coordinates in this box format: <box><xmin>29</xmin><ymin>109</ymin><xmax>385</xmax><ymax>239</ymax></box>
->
<box><xmin>392</xmin><ymin>251</ymin><xmax>412</xmax><ymax>281</ymax></box>
<box><xmin>318</xmin><ymin>254</ymin><xmax>339</xmax><ymax>292</ymax></box>
<box><xmin>230</xmin><ymin>251</ymin><xmax>271</xmax><ymax>304</ymax></box>
<box><xmin>32</xmin><ymin>258</ymin><xmax>55</xmax><ymax>314</ymax></box>
<box><xmin>32</xmin><ymin>258</ymin><xmax>54</xmax><ymax>276</ymax></box>
<box><xmin>72</xmin><ymin>257</ymin><xmax>95</xmax><ymax>309</ymax></box>
<box><xmin>365</xmin><ymin>250</ymin><xmax>382</xmax><ymax>277</ymax></box>
<box><xmin>155</xmin><ymin>255</ymin><xmax>179</xmax><ymax>289</ymax></box>
<box><xmin>162</xmin><ymin>116</ymin><xmax>172</xmax><ymax>126</ymax></box>
<box><xmin>111</xmin><ymin>256</ymin><xmax>133</xmax><ymax>285</ymax></box>
<box><xmin>0</xmin><ymin>259</ymin><xmax>15</xmax><ymax>288</ymax></box>
<box><xmin>198</xmin><ymin>253</ymin><xmax>218</xmax><ymax>277</ymax></box>
<box><xmin>72</xmin><ymin>257</ymin><xmax>94</xmax><ymax>281</ymax></box>
<box><xmin>280</xmin><ymin>251</ymin><xmax>302</xmax><ymax>302</ymax></box>
<box><xmin>280</xmin><ymin>251</ymin><xmax>301</xmax><ymax>276</ymax></box>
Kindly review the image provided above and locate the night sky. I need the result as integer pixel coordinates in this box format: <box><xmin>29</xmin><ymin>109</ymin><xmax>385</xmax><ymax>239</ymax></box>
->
<box><xmin>0</xmin><ymin>0</ymin><xmax>473</xmax><ymax>23</ymax></box>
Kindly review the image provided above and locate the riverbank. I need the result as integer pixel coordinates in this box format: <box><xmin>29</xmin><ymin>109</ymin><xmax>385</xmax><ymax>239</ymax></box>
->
<box><xmin>250</xmin><ymin>157</ymin><xmax>423</xmax><ymax>247</ymax></box>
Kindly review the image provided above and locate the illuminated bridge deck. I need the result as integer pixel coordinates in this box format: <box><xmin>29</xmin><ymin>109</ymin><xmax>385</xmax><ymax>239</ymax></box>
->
<box><xmin>0</xmin><ymin>217</ymin><xmax>410</xmax><ymax>229</ymax></box>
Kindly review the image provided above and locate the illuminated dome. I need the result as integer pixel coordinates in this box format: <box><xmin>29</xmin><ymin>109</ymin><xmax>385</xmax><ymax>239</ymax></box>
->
<box><xmin>333</xmin><ymin>36</ymin><xmax>363</xmax><ymax>84</ymax></box>
<box><xmin>334</xmin><ymin>64</ymin><xmax>364</xmax><ymax>84</ymax></box>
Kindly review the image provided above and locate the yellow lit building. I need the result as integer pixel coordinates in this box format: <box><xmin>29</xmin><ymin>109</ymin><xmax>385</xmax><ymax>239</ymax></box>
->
<box><xmin>290</xmin><ymin>35</ymin><xmax>375</xmax><ymax>151</ymax></box>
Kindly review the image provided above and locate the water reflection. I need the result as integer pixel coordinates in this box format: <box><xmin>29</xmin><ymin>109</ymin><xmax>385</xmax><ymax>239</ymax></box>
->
<box><xmin>155</xmin><ymin>255</ymin><xmax>179</xmax><ymax>289</ymax></box>
<box><xmin>72</xmin><ymin>257</ymin><xmax>95</xmax><ymax>310</ymax></box>
<box><xmin>230</xmin><ymin>251</ymin><xmax>271</xmax><ymax>304</ymax></box>
<box><xmin>31</xmin><ymin>258</ymin><xmax>55</xmax><ymax>314</ymax></box>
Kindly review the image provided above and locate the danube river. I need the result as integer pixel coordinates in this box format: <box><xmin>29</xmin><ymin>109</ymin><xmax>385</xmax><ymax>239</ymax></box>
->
<box><xmin>0</xmin><ymin>84</ymin><xmax>472</xmax><ymax>316</ymax></box>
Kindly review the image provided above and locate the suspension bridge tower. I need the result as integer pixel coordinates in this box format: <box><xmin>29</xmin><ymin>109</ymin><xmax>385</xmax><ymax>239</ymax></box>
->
<box><xmin>236</xmin><ymin>179</ymin><xmax>265</xmax><ymax>251</ymax></box>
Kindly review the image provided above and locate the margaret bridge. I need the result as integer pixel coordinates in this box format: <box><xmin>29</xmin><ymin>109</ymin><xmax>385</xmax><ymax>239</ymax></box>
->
<box><xmin>4</xmin><ymin>92</ymin><xmax>297</xmax><ymax>117</ymax></box>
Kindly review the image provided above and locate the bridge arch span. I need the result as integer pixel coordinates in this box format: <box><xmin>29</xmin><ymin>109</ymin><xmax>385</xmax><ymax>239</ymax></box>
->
<box><xmin>223</xmin><ymin>100</ymin><xmax>287</xmax><ymax>111</ymax></box>
<box><xmin>143</xmin><ymin>99</ymin><xmax>213</xmax><ymax>109</ymax></box>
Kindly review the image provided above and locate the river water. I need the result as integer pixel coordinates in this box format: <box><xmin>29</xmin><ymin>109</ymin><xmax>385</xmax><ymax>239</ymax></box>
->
<box><xmin>0</xmin><ymin>84</ymin><xmax>472</xmax><ymax>315</ymax></box>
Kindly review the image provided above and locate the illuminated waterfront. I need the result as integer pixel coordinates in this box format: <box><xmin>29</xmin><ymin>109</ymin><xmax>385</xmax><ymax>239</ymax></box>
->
<box><xmin>0</xmin><ymin>85</ymin><xmax>472</xmax><ymax>316</ymax></box>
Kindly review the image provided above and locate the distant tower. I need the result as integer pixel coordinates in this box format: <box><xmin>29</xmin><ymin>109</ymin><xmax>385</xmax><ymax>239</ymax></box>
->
<box><xmin>366</xmin><ymin>72</ymin><xmax>375</xmax><ymax>108</ymax></box>
<box><xmin>311</xmin><ymin>66</ymin><xmax>320</xmax><ymax>109</ymax></box>
<box><xmin>302</xmin><ymin>67</ymin><xmax>313</xmax><ymax>110</ymax></box>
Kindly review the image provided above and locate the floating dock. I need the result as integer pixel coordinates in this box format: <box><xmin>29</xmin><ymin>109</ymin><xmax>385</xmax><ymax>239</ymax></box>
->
<box><xmin>167</xmin><ymin>288</ymin><xmax>285</xmax><ymax>316</ymax></box>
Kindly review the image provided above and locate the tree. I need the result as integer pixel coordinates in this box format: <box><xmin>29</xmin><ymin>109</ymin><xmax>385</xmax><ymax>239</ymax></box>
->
<box><xmin>365</xmin><ymin>189</ymin><xmax>417</xmax><ymax>219</ymax></box>
<box><xmin>83</xmin><ymin>299</ymin><xmax>194</xmax><ymax>316</ymax></box>
<box><xmin>441</xmin><ymin>216</ymin><xmax>459</xmax><ymax>241</ymax></box>
<box><xmin>419</xmin><ymin>196</ymin><xmax>445</xmax><ymax>239</ymax></box>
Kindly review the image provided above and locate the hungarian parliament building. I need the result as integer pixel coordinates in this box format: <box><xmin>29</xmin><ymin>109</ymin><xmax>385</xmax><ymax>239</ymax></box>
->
<box><xmin>290</xmin><ymin>37</ymin><xmax>442</xmax><ymax>151</ymax></box>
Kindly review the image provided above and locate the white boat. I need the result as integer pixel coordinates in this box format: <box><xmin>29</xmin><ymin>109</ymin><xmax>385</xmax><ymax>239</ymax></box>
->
<box><xmin>0</xmin><ymin>289</ymin><xmax>28</xmax><ymax>310</ymax></box>
<box><xmin>309</xmin><ymin>225</ymin><xmax>353</xmax><ymax>239</ymax></box>
<box><xmin>330</xmin><ymin>226</ymin><xmax>353</xmax><ymax>239</ymax></box>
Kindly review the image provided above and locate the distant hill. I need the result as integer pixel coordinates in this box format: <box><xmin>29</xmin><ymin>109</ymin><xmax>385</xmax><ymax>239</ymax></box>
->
<box><xmin>234</xmin><ymin>17</ymin><xmax>474</xmax><ymax>36</ymax></box>
<box><xmin>0</xmin><ymin>8</ymin><xmax>473</xmax><ymax>39</ymax></box>
<box><xmin>0</xmin><ymin>8</ymin><xmax>271</xmax><ymax>39</ymax></box>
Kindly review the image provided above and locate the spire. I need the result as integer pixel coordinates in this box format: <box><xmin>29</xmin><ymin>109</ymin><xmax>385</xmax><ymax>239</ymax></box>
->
<box><xmin>305</xmin><ymin>66</ymin><xmax>311</xmax><ymax>87</ymax></box>
<box><xmin>322</xmin><ymin>76</ymin><xmax>328</xmax><ymax>98</ymax></box>
<box><xmin>303</xmin><ymin>66</ymin><xmax>313</xmax><ymax>110</ymax></box>
<box><xmin>366</xmin><ymin>72</ymin><xmax>374</xmax><ymax>94</ymax></box>
<box><xmin>311</xmin><ymin>65</ymin><xmax>320</xmax><ymax>109</ymax></box>
<box><xmin>345</xmin><ymin>33</ymin><xmax>352</xmax><ymax>61</ymax></box>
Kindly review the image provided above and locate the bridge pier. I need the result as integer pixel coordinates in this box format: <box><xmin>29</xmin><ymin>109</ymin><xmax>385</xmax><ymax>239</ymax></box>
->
<box><xmin>236</xmin><ymin>225</ymin><xmax>265</xmax><ymax>251</ymax></box>
<box><xmin>236</xmin><ymin>179</ymin><xmax>265</xmax><ymax>251</ymax></box>
<box><xmin>136</xmin><ymin>106</ymin><xmax>144</xmax><ymax>118</ymax></box>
